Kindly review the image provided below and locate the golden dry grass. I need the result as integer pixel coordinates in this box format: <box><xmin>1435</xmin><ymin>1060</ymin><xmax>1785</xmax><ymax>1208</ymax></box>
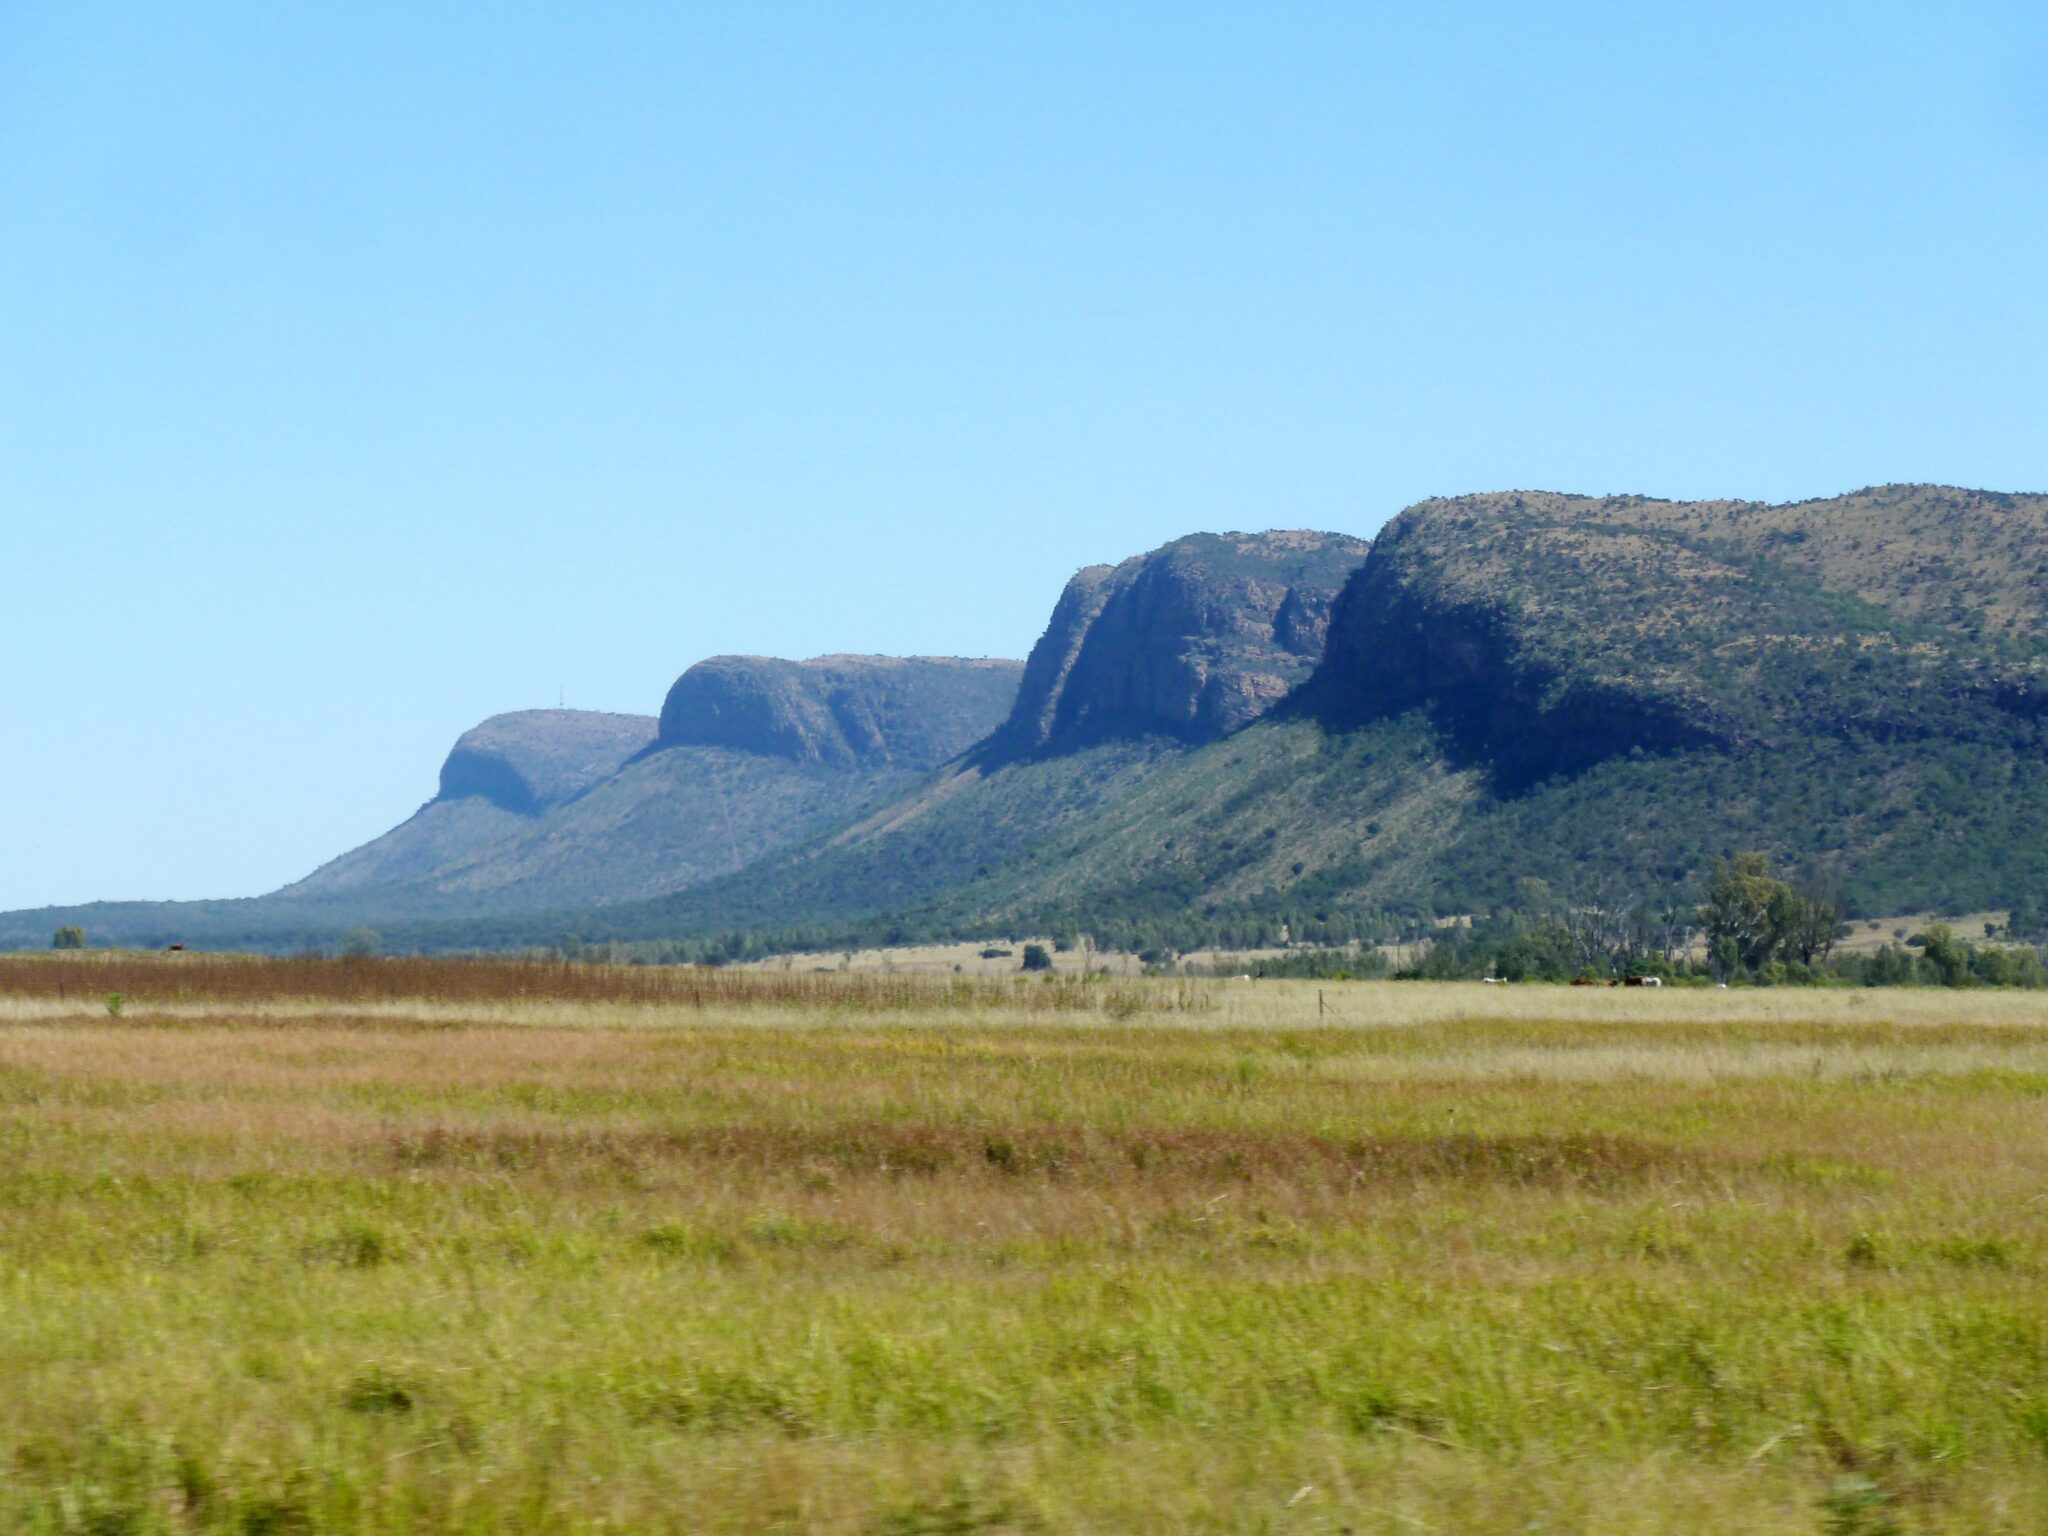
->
<box><xmin>1834</xmin><ymin>913</ymin><xmax>2011</xmax><ymax>955</ymax></box>
<box><xmin>0</xmin><ymin>961</ymin><xmax>2044</xmax><ymax>1533</ymax></box>
<box><xmin>738</xmin><ymin>938</ymin><xmax>1160</xmax><ymax>977</ymax></box>
<box><xmin>0</xmin><ymin>951</ymin><xmax>1199</xmax><ymax>1013</ymax></box>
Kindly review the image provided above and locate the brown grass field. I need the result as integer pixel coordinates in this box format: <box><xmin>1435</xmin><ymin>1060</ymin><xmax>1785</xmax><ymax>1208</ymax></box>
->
<box><xmin>1</xmin><ymin>956</ymin><xmax>2044</xmax><ymax>1533</ymax></box>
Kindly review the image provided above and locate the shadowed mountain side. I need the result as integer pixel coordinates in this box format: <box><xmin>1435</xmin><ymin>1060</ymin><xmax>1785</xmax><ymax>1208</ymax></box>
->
<box><xmin>978</xmin><ymin>530</ymin><xmax>1369</xmax><ymax>760</ymax></box>
<box><xmin>18</xmin><ymin>685</ymin><xmax>2048</xmax><ymax>955</ymax></box>
<box><xmin>660</xmin><ymin>655</ymin><xmax>1025</xmax><ymax>768</ymax></box>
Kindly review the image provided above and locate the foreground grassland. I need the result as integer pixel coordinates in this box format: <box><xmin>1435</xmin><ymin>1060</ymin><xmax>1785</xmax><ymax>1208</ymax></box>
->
<box><xmin>1</xmin><ymin>960</ymin><xmax>2045</xmax><ymax>1533</ymax></box>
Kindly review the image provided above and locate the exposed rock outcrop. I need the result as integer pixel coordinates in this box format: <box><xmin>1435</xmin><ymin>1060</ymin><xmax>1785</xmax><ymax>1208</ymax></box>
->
<box><xmin>657</xmin><ymin>655</ymin><xmax>1024</xmax><ymax>770</ymax></box>
<box><xmin>983</xmin><ymin>530</ymin><xmax>1370</xmax><ymax>758</ymax></box>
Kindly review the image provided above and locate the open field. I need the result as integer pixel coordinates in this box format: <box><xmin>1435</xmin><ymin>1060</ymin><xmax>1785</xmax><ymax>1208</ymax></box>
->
<box><xmin>736</xmin><ymin>940</ymin><xmax>1335</xmax><ymax>980</ymax></box>
<box><xmin>1</xmin><ymin>960</ymin><xmax>2045</xmax><ymax>1533</ymax></box>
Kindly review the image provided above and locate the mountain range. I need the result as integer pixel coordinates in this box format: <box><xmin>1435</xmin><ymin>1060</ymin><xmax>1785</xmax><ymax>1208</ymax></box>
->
<box><xmin>8</xmin><ymin>487</ymin><xmax>2046</xmax><ymax>954</ymax></box>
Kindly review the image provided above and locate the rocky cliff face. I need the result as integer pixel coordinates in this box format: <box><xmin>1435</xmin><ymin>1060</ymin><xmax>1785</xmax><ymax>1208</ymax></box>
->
<box><xmin>984</xmin><ymin>531</ymin><xmax>1370</xmax><ymax>759</ymax></box>
<box><xmin>436</xmin><ymin>709</ymin><xmax>659</xmax><ymax>815</ymax></box>
<box><xmin>657</xmin><ymin>655</ymin><xmax>1024</xmax><ymax>770</ymax></box>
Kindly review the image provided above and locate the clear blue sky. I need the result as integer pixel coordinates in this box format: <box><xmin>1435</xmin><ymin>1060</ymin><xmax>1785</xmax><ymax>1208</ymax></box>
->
<box><xmin>3</xmin><ymin>2</ymin><xmax>2045</xmax><ymax>911</ymax></box>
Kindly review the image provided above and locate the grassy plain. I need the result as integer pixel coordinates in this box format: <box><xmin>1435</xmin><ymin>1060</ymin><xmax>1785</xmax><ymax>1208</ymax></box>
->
<box><xmin>1</xmin><ymin>958</ymin><xmax>2044</xmax><ymax>1533</ymax></box>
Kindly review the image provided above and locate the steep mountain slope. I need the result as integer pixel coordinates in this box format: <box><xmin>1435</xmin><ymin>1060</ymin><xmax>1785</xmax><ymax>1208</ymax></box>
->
<box><xmin>1302</xmin><ymin>487</ymin><xmax>2048</xmax><ymax>776</ymax></box>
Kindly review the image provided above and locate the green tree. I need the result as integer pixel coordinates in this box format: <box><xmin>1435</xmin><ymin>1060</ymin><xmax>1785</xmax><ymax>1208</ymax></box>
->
<box><xmin>1020</xmin><ymin>942</ymin><xmax>1053</xmax><ymax>972</ymax></box>
<box><xmin>1697</xmin><ymin>855</ymin><xmax>1838</xmax><ymax>973</ymax></box>
<box><xmin>1700</xmin><ymin>853</ymin><xmax>1790</xmax><ymax>971</ymax></box>
<box><xmin>1914</xmin><ymin>923</ymin><xmax>1973</xmax><ymax>987</ymax></box>
<box><xmin>340</xmin><ymin>927</ymin><xmax>382</xmax><ymax>958</ymax></box>
<box><xmin>1851</xmin><ymin>942</ymin><xmax>1918</xmax><ymax>986</ymax></box>
<box><xmin>1779</xmin><ymin>881</ymin><xmax>1842</xmax><ymax>966</ymax></box>
<box><xmin>50</xmin><ymin>926</ymin><xmax>85</xmax><ymax>950</ymax></box>
<box><xmin>1974</xmin><ymin>943</ymin><xmax>2045</xmax><ymax>988</ymax></box>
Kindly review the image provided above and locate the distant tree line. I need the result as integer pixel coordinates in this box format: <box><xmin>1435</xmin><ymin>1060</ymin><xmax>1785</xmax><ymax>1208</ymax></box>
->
<box><xmin>523</xmin><ymin>850</ymin><xmax>2046</xmax><ymax>990</ymax></box>
<box><xmin>1338</xmin><ymin>853</ymin><xmax>2045</xmax><ymax>988</ymax></box>
<box><xmin>35</xmin><ymin>847</ymin><xmax>2045</xmax><ymax>991</ymax></box>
